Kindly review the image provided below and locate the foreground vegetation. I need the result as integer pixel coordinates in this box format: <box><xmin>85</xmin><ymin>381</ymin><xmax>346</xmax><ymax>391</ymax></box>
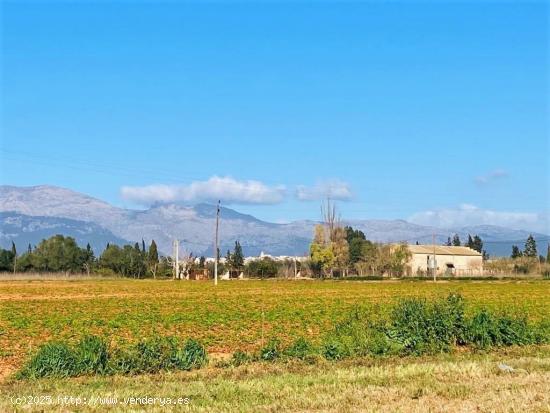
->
<box><xmin>2</xmin><ymin>347</ymin><xmax>549</xmax><ymax>412</ymax></box>
<box><xmin>15</xmin><ymin>293</ymin><xmax>549</xmax><ymax>380</ymax></box>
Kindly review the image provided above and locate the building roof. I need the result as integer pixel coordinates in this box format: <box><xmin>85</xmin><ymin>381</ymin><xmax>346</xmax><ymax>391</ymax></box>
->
<box><xmin>407</xmin><ymin>245</ymin><xmax>482</xmax><ymax>256</ymax></box>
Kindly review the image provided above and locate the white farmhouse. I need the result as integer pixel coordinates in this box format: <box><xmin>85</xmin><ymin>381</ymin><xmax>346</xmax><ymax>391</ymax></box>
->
<box><xmin>407</xmin><ymin>245</ymin><xmax>483</xmax><ymax>276</ymax></box>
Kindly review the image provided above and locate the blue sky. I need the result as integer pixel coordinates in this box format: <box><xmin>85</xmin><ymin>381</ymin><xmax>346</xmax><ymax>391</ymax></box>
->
<box><xmin>1</xmin><ymin>1</ymin><xmax>548</xmax><ymax>232</ymax></box>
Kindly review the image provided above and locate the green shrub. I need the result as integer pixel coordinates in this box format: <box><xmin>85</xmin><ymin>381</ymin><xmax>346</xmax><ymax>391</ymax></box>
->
<box><xmin>260</xmin><ymin>339</ymin><xmax>281</xmax><ymax>361</ymax></box>
<box><xmin>364</xmin><ymin>326</ymin><xmax>401</xmax><ymax>356</ymax></box>
<box><xmin>322</xmin><ymin>340</ymin><xmax>349</xmax><ymax>360</ymax></box>
<box><xmin>107</xmin><ymin>346</ymin><xmax>143</xmax><ymax>375</ymax></box>
<box><xmin>134</xmin><ymin>337</ymin><xmax>176</xmax><ymax>372</ymax></box>
<box><xmin>171</xmin><ymin>339</ymin><xmax>208</xmax><ymax>371</ymax></box>
<box><xmin>19</xmin><ymin>336</ymin><xmax>209</xmax><ymax>378</ymax></box>
<box><xmin>496</xmin><ymin>315</ymin><xmax>534</xmax><ymax>346</ymax></box>
<box><xmin>284</xmin><ymin>337</ymin><xmax>315</xmax><ymax>360</ymax></box>
<box><xmin>75</xmin><ymin>335</ymin><xmax>109</xmax><ymax>375</ymax></box>
<box><xmin>322</xmin><ymin>309</ymin><xmax>375</xmax><ymax>360</ymax></box>
<box><xmin>19</xmin><ymin>342</ymin><xmax>77</xmax><ymax>378</ymax></box>
<box><xmin>466</xmin><ymin>310</ymin><xmax>543</xmax><ymax>349</ymax></box>
<box><xmin>107</xmin><ymin>337</ymin><xmax>208</xmax><ymax>374</ymax></box>
<box><xmin>231</xmin><ymin>350</ymin><xmax>252</xmax><ymax>366</ymax></box>
<box><xmin>532</xmin><ymin>321</ymin><xmax>550</xmax><ymax>344</ymax></box>
<box><xmin>388</xmin><ymin>294</ymin><xmax>467</xmax><ymax>354</ymax></box>
<box><xmin>467</xmin><ymin>309</ymin><xmax>503</xmax><ymax>349</ymax></box>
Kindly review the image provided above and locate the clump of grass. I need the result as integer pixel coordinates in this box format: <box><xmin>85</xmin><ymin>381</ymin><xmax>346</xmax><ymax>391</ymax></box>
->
<box><xmin>283</xmin><ymin>337</ymin><xmax>315</xmax><ymax>360</ymax></box>
<box><xmin>108</xmin><ymin>337</ymin><xmax>208</xmax><ymax>374</ymax></box>
<box><xmin>171</xmin><ymin>338</ymin><xmax>208</xmax><ymax>371</ymax></box>
<box><xmin>19</xmin><ymin>336</ymin><xmax>208</xmax><ymax>378</ymax></box>
<box><xmin>75</xmin><ymin>335</ymin><xmax>109</xmax><ymax>374</ymax></box>
<box><xmin>230</xmin><ymin>350</ymin><xmax>253</xmax><ymax>367</ymax></box>
<box><xmin>260</xmin><ymin>339</ymin><xmax>281</xmax><ymax>361</ymax></box>
<box><xmin>321</xmin><ymin>340</ymin><xmax>349</xmax><ymax>361</ymax></box>
<box><xmin>18</xmin><ymin>342</ymin><xmax>77</xmax><ymax>379</ymax></box>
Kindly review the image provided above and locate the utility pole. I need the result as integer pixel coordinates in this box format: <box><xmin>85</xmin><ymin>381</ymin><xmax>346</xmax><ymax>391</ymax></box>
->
<box><xmin>432</xmin><ymin>233</ymin><xmax>437</xmax><ymax>282</ymax></box>
<box><xmin>173</xmin><ymin>239</ymin><xmax>179</xmax><ymax>280</ymax></box>
<box><xmin>214</xmin><ymin>200</ymin><xmax>220</xmax><ymax>286</ymax></box>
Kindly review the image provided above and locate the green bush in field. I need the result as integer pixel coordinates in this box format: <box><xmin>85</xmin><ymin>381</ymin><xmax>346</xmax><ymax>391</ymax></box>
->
<box><xmin>109</xmin><ymin>337</ymin><xmax>207</xmax><ymax>374</ymax></box>
<box><xmin>106</xmin><ymin>337</ymin><xmax>178</xmax><ymax>374</ymax></box>
<box><xmin>322</xmin><ymin>340</ymin><xmax>349</xmax><ymax>361</ymax></box>
<box><xmin>284</xmin><ymin>337</ymin><xmax>315</xmax><ymax>360</ymax></box>
<box><xmin>466</xmin><ymin>310</ymin><xmax>543</xmax><ymax>349</ymax></box>
<box><xmin>134</xmin><ymin>337</ymin><xmax>176</xmax><ymax>372</ymax></box>
<box><xmin>260</xmin><ymin>339</ymin><xmax>281</xmax><ymax>361</ymax></box>
<box><xmin>107</xmin><ymin>347</ymin><xmax>142</xmax><ymax>375</ymax></box>
<box><xmin>364</xmin><ymin>326</ymin><xmax>401</xmax><ymax>356</ymax></box>
<box><xmin>466</xmin><ymin>309</ymin><xmax>501</xmax><ymax>349</ymax></box>
<box><xmin>388</xmin><ymin>293</ymin><xmax>467</xmax><ymax>354</ymax></box>
<box><xmin>19</xmin><ymin>336</ymin><xmax>209</xmax><ymax>378</ymax></box>
<box><xmin>171</xmin><ymin>339</ymin><xmax>208</xmax><ymax>371</ymax></box>
<box><xmin>75</xmin><ymin>336</ymin><xmax>109</xmax><ymax>375</ymax></box>
<box><xmin>496</xmin><ymin>315</ymin><xmax>534</xmax><ymax>346</ymax></box>
<box><xmin>321</xmin><ymin>309</ymin><xmax>375</xmax><ymax>359</ymax></box>
<box><xmin>230</xmin><ymin>350</ymin><xmax>252</xmax><ymax>367</ymax></box>
<box><xmin>18</xmin><ymin>342</ymin><xmax>77</xmax><ymax>378</ymax></box>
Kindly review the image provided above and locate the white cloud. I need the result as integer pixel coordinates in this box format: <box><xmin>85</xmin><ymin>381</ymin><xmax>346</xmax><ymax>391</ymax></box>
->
<box><xmin>295</xmin><ymin>179</ymin><xmax>353</xmax><ymax>201</ymax></box>
<box><xmin>409</xmin><ymin>204</ymin><xmax>549</xmax><ymax>233</ymax></box>
<box><xmin>475</xmin><ymin>169</ymin><xmax>509</xmax><ymax>185</ymax></box>
<box><xmin>121</xmin><ymin>176</ymin><xmax>286</xmax><ymax>205</ymax></box>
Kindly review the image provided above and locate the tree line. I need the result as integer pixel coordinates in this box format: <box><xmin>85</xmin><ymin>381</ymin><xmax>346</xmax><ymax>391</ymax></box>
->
<box><xmin>0</xmin><ymin>235</ymin><xmax>168</xmax><ymax>277</ymax></box>
<box><xmin>1</xmin><ymin>229</ymin><xmax>547</xmax><ymax>278</ymax></box>
<box><xmin>0</xmin><ymin>235</ymin><xmax>296</xmax><ymax>279</ymax></box>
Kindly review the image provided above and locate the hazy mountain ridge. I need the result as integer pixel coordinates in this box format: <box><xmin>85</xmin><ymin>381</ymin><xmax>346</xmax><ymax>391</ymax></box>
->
<box><xmin>0</xmin><ymin>185</ymin><xmax>547</xmax><ymax>257</ymax></box>
<box><xmin>0</xmin><ymin>212</ymin><xmax>130</xmax><ymax>255</ymax></box>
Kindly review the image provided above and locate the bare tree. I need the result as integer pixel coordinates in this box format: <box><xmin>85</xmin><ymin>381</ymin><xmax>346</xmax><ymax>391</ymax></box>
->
<box><xmin>319</xmin><ymin>197</ymin><xmax>349</xmax><ymax>276</ymax></box>
<box><xmin>321</xmin><ymin>198</ymin><xmax>339</xmax><ymax>242</ymax></box>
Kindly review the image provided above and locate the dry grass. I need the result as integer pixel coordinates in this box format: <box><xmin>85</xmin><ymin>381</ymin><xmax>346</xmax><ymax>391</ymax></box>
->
<box><xmin>1</xmin><ymin>346</ymin><xmax>549</xmax><ymax>412</ymax></box>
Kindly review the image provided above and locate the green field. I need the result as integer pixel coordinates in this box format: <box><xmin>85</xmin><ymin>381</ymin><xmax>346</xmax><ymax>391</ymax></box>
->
<box><xmin>1</xmin><ymin>279</ymin><xmax>549</xmax><ymax>411</ymax></box>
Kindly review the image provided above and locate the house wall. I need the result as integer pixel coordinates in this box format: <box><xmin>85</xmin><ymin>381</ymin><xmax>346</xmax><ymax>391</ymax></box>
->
<box><xmin>409</xmin><ymin>253</ymin><xmax>483</xmax><ymax>276</ymax></box>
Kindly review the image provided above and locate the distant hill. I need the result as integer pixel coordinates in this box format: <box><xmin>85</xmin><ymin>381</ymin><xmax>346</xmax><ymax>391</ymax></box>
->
<box><xmin>0</xmin><ymin>185</ymin><xmax>548</xmax><ymax>257</ymax></box>
<box><xmin>0</xmin><ymin>212</ymin><xmax>130</xmax><ymax>255</ymax></box>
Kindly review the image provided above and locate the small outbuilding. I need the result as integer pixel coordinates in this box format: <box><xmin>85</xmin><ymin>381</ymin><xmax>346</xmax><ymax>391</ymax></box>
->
<box><xmin>407</xmin><ymin>245</ymin><xmax>483</xmax><ymax>277</ymax></box>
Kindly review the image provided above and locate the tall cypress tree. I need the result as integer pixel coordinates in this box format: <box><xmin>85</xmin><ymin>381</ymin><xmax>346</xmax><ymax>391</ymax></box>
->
<box><xmin>11</xmin><ymin>241</ymin><xmax>17</xmax><ymax>273</ymax></box>
<box><xmin>226</xmin><ymin>249</ymin><xmax>233</xmax><ymax>270</ymax></box>
<box><xmin>546</xmin><ymin>244</ymin><xmax>550</xmax><ymax>263</ymax></box>
<box><xmin>148</xmin><ymin>240</ymin><xmax>159</xmax><ymax>278</ymax></box>
<box><xmin>233</xmin><ymin>241</ymin><xmax>244</xmax><ymax>270</ymax></box>
<box><xmin>472</xmin><ymin>235</ymin><xmax>483</xmax><ymax>253</ymax></box>
<box><xmin>445</xmin><ymin>237</ymin><xmax>452</xmax><ymax>246</ymax></box>
<box><xmin>511</xmin><ymin>245</ymin><xmax>522</xmax><ymax>259</ymax></box>
<box><xmin>466</xmin><ymin>235</ymin><xmax>474</xmax><ymax>249</ymax></box>
<box><xmin>452</xmin><ymin>234</ymin><xmax>461</xmax><ymax>246</ymax></box>
<box><xmin>524</xmin><ymin>235</ymin><xmax>537</xmax><ymax>258</ymax></box>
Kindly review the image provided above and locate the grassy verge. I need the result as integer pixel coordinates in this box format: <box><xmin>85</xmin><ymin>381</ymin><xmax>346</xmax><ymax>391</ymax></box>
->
<box><xmin>2</xmin><ymin>346</ymin><xmax>549</xmax><ymax>412</ymax></box>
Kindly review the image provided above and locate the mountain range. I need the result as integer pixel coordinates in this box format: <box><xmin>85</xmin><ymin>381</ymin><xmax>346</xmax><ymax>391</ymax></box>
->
<box><xmin>0</xmin><ymin>185</ymin><xmax>547</xmax><ymax>257</ymax></box>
